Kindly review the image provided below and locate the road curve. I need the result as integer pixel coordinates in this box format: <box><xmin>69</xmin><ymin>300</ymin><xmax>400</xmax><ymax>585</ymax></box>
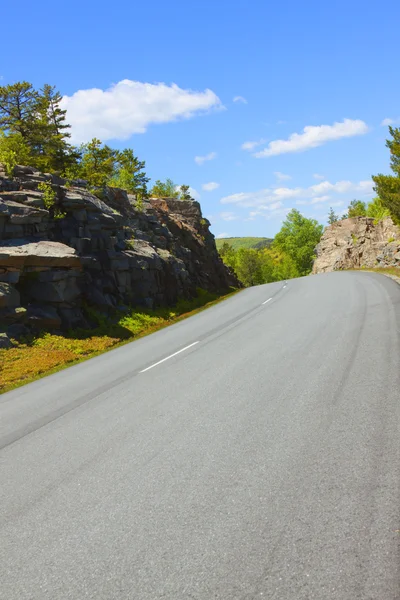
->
<box><xmin>1</xmin><ymin>271</ymin><xmax>400</xmax><ymax>599</ymax></box>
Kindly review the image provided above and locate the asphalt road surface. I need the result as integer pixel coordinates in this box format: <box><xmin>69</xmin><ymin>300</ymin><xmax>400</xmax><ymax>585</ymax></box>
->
<box><xmin>1</xmin><ymin>271</ymin><xmax>400</xmax><ymax>599</ymax></box>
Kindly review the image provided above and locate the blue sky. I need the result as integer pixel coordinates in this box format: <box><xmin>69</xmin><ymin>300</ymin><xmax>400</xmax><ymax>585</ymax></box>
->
<box><xmin>3</xmin><ymin>0</ymin><xmax>400</xmax><ymax>238</ymax></box>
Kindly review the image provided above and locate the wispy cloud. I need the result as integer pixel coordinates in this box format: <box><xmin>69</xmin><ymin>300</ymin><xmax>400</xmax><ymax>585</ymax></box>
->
<box><xmin>220</xmin><ymin>179</ymin><xmax>374</xmax><ymax>210</ymax></box>
<box><xmin>216</xmin><ymin>232</ymin><xmax>229</xmax><ymax>239</ymax></box>
<box><xmin>233</xmin><ymin>96</ymin><xmax>247</xmax><ymax>104</ymax></box>
<box><xmin>381</xmin><ymin>117</ymin><xmax>400</xmax><ymax>126</ymax></box>
<box><xmin>313</xmin><ymin>173</ymin><xmax>325</xmax><ymax>180</ymax></box>
<box><xmin>219</xmin><ymin>212</ymin><xmax>238</xmax><ymax>221</ymax></box>
<box><xmin>195</xmin><ymin>151</ymin><xmax>217</xmax><ymax>166</ymax></box>
<box><xmin>274</xmin><ymin>171</ymin><xmax>292</xmax><ymax>181</ymax></box>
<box><xmin>254</xmin><ymin>119</ymin><xmax>368</xmax><ymax>158</ymax></box>
<box><xmin>202</xmin><ymin>181</ymin><xmax>220</xmax><ymax>192</ymax></box>
<box><xmin>61</xmin><ymin>79</ymin><xmax>222</xmax><ymax>143</ymax></box>
<box><xmin>241</xmin><ymin>138</ymin><xmax>266</xmax><ymax>151</ymax></box>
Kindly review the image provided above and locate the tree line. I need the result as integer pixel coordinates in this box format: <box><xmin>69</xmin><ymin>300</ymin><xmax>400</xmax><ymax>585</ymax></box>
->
<box><xmin>219</xmin><ymin>209</ymin><xmax>323</xmax><ymax>286</ymax></box>
<box><xmin>0</xmin><ymin>81</ymin><xmax>192</xmax><ymax>203</ymax></box>
<box><xmin>219</xmin><ymin>125</ymin><xmax>400</xmax><ymax>288</ymax></box>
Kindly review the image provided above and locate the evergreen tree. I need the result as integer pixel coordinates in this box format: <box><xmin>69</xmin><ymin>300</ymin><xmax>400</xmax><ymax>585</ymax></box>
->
<box><xmin>34</xmin><ymin>84</ymin><xmax>80</xmax><ymax>173</ymax></box>
<box><xmin>150</xmin><ymin>178</ymin><xmax>179</xmax><ymax>198</ymax></box>
<box><xmin>78</xmin><ymin>138</ymin><xmax>117</xmax><ymax>188</ymax></box>
<box><xmin>372</xmin><ymin>127</ymin><xmax>400</xmax><ymax>223</ymax></box>
<box><xmin>328</xmin><ymin>207</ymin><xmax>339</xmax><ymax>224</ymax></box>
<box><xmin>347</xmin><ymin>199</ymin><xmax>367</xmax><ymax>217</ymax></box>
<box><xmin>0</xmin><ymin>82</ymin><xmax>38</xmax><ymax>140</ymax></box>
<box><xmin>179</xmin><ymin>185</ymin><xmax>192</xmax><ymax>201</ymax></box>
<box><xmin>110</xmin><ymin>148</ymin><xmax>150</xmax><ymax>200</ymax></box>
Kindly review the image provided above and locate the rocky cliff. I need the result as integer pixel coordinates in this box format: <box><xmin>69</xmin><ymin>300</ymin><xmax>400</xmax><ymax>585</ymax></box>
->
<box><xmin>313</xmin><ymin>216</ymin><xmax>400</xmax><ymax>273</ymax></box>
<box><xmin>0</xmin><ymin>165</ymin><xmax>237</xmax><ymax>338</ymax></box>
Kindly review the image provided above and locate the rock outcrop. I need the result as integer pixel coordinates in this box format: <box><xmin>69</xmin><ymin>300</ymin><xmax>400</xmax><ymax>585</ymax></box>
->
<box><xmin>313</xmin><ymin>216</ymin><xmax>400</xmax><ymax>273</ymax></box>
<box><xmin>0</xmin><ymin>165</ymin><xmax>238</xmax><ymax>336</ymax></box>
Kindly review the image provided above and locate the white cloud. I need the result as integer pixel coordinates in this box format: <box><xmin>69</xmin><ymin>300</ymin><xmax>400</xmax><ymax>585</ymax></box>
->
<box><xmin>296</xmin><ymin>195</ymin><xmax>330</xmax><ymax>206</ymax></box>
<box><xmin>254</xmin><ymin>119</ymin><xmax>369</xmax><ymax>158</ymax></box>
<box><xmin>313</xmin><ymin>173</ymin><xmax>325</xmax><ymax>180</ymax></box>
<box><xmin>241</xmin><ymin>138</ymin><xmax>266</xmax><ymax>151</ymax></box>
<box><xmin>219</xmin><ymin>212</ymin><xmax>238</xmax><ymax>221</ymax></box>
<box><xmin>221</xmin><ymin>179</ymin><xmax>374</xmax><ymax>209</ymax></box>
<box><xmin>61</xmin><ymin>79</ymin><xmax>222</xmax><ymax>143</ymax></box>
<box><xmin>195</xmin><ymin>151</ymin><xmax>217</xmax><ymax>165</ymax></box>
<box><xmin>233</xmin><ymin>96</ymin><xmax>247</xmax><ymax>104</ymax></box>
<box><xmin>202</xmin><ymin>181</ymin><xmax>220</xmax><ymax>192</ymax></box>
<box><xmin>274</xmin><ymin>171</ymin><xmax>292</xmax><ymax>181</ymax></box>
<box><xmin>381</xmin><ymin>117</ymin><xmax>400</xmax><ymax>126</ymax></box>
<box><xmin>216</xmin><ymin>232</ymin><xmax>229</xmax><ymax>239</ymax></box>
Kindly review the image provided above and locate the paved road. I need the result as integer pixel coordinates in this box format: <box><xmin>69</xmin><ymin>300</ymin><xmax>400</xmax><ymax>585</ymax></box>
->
<box><xmin>1</xmin><ymin>272</ymin><xmax>400</xmax><ymax>599</ymax></box>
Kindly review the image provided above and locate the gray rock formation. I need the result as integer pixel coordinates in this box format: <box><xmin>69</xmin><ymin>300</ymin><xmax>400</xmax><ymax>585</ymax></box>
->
<box><xmin>0</xmin><ymin>165</ymin><xmax>238</xmax><ymax>336</ymax></box>
<box><xmin>313</xmin><ymin>216</ymin><xmax>400</xmax><ymax>273</ymax></box>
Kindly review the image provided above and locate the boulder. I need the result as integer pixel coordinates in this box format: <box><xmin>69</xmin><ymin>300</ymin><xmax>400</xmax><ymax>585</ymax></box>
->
<box><xmin>0</xmin><ymin>240</ymin><xmax>82</xmax><ymax>269</ymax></box>
<box><xmin>0</xmin><ymin>332</ymin><xmax>13</xmax><ymax>349</ymax></box>
<box><xmin>0</xmin><ymin>282</ymin><xmax>20</xmax><ymax>308</ymax></box>
<box><xmin>26</xmin><ymin>305</ymin><xmax>62</xmax><ymax>329</ymax></box>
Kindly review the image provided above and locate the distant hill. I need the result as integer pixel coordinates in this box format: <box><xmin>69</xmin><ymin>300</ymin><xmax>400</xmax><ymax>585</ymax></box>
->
<box><xmin>215</xmin><ymin>237</ymin><xmax>273</xmax><ymax>251</ymax></box>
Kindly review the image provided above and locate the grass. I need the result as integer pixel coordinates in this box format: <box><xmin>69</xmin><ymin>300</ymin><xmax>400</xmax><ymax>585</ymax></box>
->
<box><xmin>0</xmin><ymin>287</ymin><xmax>238</xmax><ymax>394</ymax></box>
<box><xmin>358</xmin><ymin>266</ymin><xmax>400</xmax><ymax>278</ymax></box>
<box><xmin>215</xmin><ymin>237</ymin><xmax>273</xmax><ymax>251</ymax></box>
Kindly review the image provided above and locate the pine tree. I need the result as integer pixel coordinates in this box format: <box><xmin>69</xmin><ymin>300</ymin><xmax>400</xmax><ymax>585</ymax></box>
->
<box><xmin>328</xmin><ymin>207</ymin><xmax>338</xmax><ymax>224</ymax></box>
<box><xmin>33</xmin><ymin>84</ymin><xmax>80</xmax><ymax>172</ymax></box>
<box><xmin>110</xmin><ymin>148</ymin><xmax>150</xmax><ymax>201</ymax></box>
<box><xmin>0</xmin><ymin>82</ymin><xmax>38</xmax><ymax>140</ymax></box>
<box><xmin>372</xmin><ymin>127</ymin><xmax>400</xmax><ymax>223</ymax></box>
<box><xmin>179</xmin><ymin>185</ymin><xmax>193</xmax><ymax>201</ymax></box>
<box><xmin>79</xmin><ymin>138</ymin><xmax>117</xmax><ymax>188</ymax></box>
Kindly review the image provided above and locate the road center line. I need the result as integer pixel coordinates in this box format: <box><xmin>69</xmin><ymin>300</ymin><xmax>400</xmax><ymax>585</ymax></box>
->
<box><xmin>140</xmin><ymin>342</ymin><xmax>199</xmax><ymax>373</ymax></box>
<box><xmin>262</xmin><ymin>298</ymin><xmax>273</xmax><ymax>305</ymax></box>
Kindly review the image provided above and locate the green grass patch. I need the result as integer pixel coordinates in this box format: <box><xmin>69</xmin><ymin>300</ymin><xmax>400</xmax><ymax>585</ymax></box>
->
<box><xmin>0</xmin><ymin>288</ymin><xmax>238</xmax><ymax>394</ymax></box>
<box><xmin>215</xmin><ymin>237</ymin><xmax>273</xmax><ymax>251</ymax></box>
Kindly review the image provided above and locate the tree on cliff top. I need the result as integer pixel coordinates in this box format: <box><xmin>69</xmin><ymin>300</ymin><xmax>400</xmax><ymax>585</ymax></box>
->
<box><xmin>150</xmin><ymin>178</ymin><xmax>179</xmax><ymax>198</ymax></box>
<box><xmin>0</xmin><ymin>81</ymin><xmax>78</xmax><ymax>173</ymax></box>
<box><xmin>373</xmin><ymin>127</ymin><xmax>400</xmax><ymax>223</ymax></box>
<box><xmin>347</xmin><ymin>199</ymin><xmax>367</xmax><ymax>218</ymax></box>
<box><xmin>110</xmin><ymin>148</ymin><xmax>150</xmax><ymax>200</ymax></box>
<box><xmin>78</xmin><ymin>138</ymin><xmax>117</xmax><ymax>188</ymax></box>
<box><xmin>274</xmin><ymin>209</ymin><xmax>323</xmax><ymax>276</ymax></box>
<box><xmin>328</xmin><ymin>207</ymin><xmax>339</xmax><ymax>224</ymax></box>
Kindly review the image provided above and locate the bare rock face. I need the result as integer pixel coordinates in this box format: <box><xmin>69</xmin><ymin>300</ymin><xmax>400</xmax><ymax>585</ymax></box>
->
<box><xmin>0</xmin><ymin>166</ymin><xmax>239</xmax><ymax>336</ymax></box>
<box><xmin>313</xmin><ymin>217</ymin><xmax>400</xmax><ymax>274</ymax></box>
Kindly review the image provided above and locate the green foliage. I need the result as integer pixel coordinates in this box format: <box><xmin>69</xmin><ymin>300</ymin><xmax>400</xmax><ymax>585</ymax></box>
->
<box><xmin>179</xmin><ymin>184</ymin><xmax>192</xmax><ymax>201</ymax></box>
<box><xmin>372</xmin><ymin>127</ymin><xmax>400</xmax><ymax>223</ymax></box>
<box><xmin>78</xmin><ymin>138</ymin><xmax>117</xmax><ymax>188</ymax></box>
<box><xmin>219</xmin><ymin>242</ymin><xmax>299</xmax><ymax>287</ymax></box>
<box><xmin>366</xmin><ymin>196</ymin><xmax>390</xmax><ymax>223</ymax></box>
<box><xmin>215</xmin><ymin>237</ymin><xmax>273</xmax><ymax>251</ymax></box>
<box><xmin>273</xmin><ymin>209</ymin><xmax>323</xmax><ymax>276</ymax></box>
<box><xmin>150</xmin><ymin>178</ymin><xmax>179</xmax><ymax>198</ymax></box>
<box><xmin>328</xmin><ymin>207</ymin><xmax>339</xmax><ymax>224</ymax></box>
<box><xmin>347</xmin><ymin>199</ymin><xmax>367</xmax><ymax>218</ymax></box>
<box><xmin>37</xmin><ymin>181</ymin><xmax>65</xmax><ymax>219</ymax></box>
<box><xmin>109</xmin><ymin>148</ymin><xmax>150</xmax><ymax>205</ymax></box>
<box><xmin>0</xmin><ymin>131</ymin><xmax>32</xmax><ymax>176</ymax></box>
<box><xmin>0</xmin><ymin>81</ymin><xmax>38</xmax><ymax>140</ymax></box>
<box><xmin>0</xmin><ymin>81</ymin><xmax>79</xmax><ymax>173</ymax></box>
